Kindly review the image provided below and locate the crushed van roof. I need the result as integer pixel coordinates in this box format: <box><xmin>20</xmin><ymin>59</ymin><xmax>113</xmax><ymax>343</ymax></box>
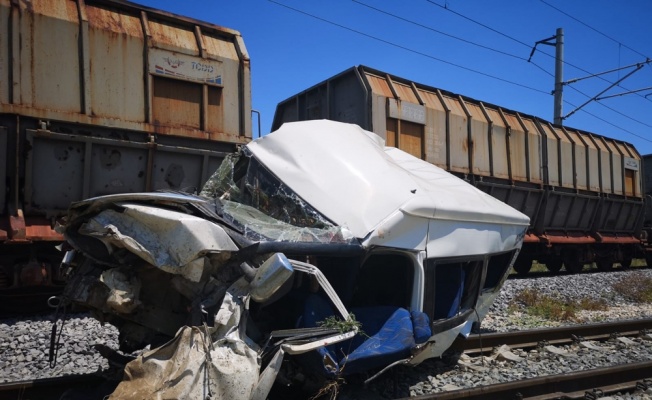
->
<box><xmin>247</xmin><ymin>120</ymin><xmax>530</xmax><ymax>244</ymax></box>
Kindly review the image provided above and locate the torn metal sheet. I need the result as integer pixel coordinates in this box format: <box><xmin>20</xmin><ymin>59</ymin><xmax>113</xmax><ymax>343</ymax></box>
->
<box><xmin>79</xmin><ymin>203</ymin><xmax>238</xmax><ymax>281</ymax></box>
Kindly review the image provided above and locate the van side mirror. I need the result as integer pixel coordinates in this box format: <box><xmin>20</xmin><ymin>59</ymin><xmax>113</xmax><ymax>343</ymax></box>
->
<box><xmin>249</xmin><ymin>253</ymin><xmax>294</xmax><ymax>302</ymax></box>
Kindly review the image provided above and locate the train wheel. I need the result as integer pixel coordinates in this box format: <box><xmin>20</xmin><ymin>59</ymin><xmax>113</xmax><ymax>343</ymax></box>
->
<box><xmin>563</xmin><ymin>252</ymin><xmax>583</xmax><ymax>274</ymax></box>
<box><xmin>545</xmin><ymin>257</ymin><xmax>563</xmax><ymax>273</ymax></box>
<box><xmin>513</xmin><ymin>256</ymin><xmax>533</xmax><ymax>275</ymax></box>
<box><xmin>595</xmin><ymin>258</ymin><xmax>614</xmax><ymax>272</ymax></box>
<box><xmin>620</xmin><ymin>257</ymin><xmax>632</xmax><ymax>269</ymax></box>
<box><xmin>646</xmin><ymin>254</ymin><xmax>652</xmax><ymax>268</ymax></box>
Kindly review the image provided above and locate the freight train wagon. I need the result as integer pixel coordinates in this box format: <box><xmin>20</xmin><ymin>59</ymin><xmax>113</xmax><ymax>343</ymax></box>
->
<box><xmin>0</xmin><ymin>0</ymin><xmax>252</xmax><ymax>311</ymax></box>
<box><xmin>273</xmin><ymin>65</ymin><xmax>645</xmax><ymax>274</ymax></box>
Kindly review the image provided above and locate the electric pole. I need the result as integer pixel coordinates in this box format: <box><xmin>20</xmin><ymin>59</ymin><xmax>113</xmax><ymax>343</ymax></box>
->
<box><xmin>529</xmin><ymin>28</ymin><xmax>564</xmax><ymax>125</ymax></box>
<box><xmin>553</xmin><ymin>28</ymin><xmax>564</xmax><ymax>126</ymax></box>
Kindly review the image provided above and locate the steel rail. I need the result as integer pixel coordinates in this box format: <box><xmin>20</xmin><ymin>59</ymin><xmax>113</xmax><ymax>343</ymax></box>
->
<box><xmin>0</xmin><ymin>373</ymin><xmax>110</xmax><ymax>399</ymax></box>
<box><xmin>453</xmin><ymin>318</ymin><xmax>652</xmax><ymax>354</ymax></box>
<box><xmin>399</xmin><ymin>359</ymin><xmax>652</xmax><ymax>400</ymax></box>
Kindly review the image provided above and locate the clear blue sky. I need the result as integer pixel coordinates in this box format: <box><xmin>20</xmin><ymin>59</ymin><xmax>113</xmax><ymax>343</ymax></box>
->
<box><xmin>138</xmin><ymin>0</ymin><xmax>652</xmax><ymax>154</ymax></box>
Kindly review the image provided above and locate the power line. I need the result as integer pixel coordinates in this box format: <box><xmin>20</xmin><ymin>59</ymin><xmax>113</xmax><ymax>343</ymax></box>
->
<box><xmin>565</xmin><ymin>99</ymin><xmax>652</xmax><ymax>143</ymax></box>
<box><xmin>538</xmin><ymin>0</ymin><xmax>651</xmax><ymax>61</ymax></box>
<box><xmin>353</xmin><ymin>0</ymin><xmax>526</xmax><ymax>62</ymax></box>
<box><xmin>425</xmin><ymin>0</ymin><xmax>532</xmax><ymax>49</ymax></box>
<box><xmin>352</xmin><ymin>0</ymin><xmax>555</xmax><ymax>79</ymax></box>
<box><xmin>268</xmin><ymin>0</ymin><xmax>650</xmax><ymax>143</ymax></box>
<box><xmin>426</xmin><ymin>0</ymin><xmax>652</xmax><ymax>104</ymax></box>
<box><xmin>564</xmin><ymin>83</ymin><xmax>652</xmax><ymax>130</ymax></box>
<box><xmin>267</xmin><ymin>0</ymin><xmax>550</xmax><ymax>95</ymax></box>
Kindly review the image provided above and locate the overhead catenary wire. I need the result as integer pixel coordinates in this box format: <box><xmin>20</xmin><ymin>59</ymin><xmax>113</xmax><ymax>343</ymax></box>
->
<box><xmin>426</xmin><ymin>0</ymin><xmax>652</xmax><ymax>104</ymax></box>
<box><xmin>352</xmin><ymin>0</ymin><xmax>555</xmax><ymax>79</ymax></box>
<box><xmin>268</xmin><ymin>0</ymin><xmax>651</xmax><ymax>144</ymax></box>
<box><xmin>267</xmin><ymin>0</ymin><xmax>550</xmax><ymax>95</ymax></box>
<box><xmin>424</xmin><ymin>0</ymin><xmax>652</xmax><ymax>140</ymax></box>
<box><xmin>538</xmin><ymin>0</ymin><xmax>651</xmax><ymax>61</ymax></box>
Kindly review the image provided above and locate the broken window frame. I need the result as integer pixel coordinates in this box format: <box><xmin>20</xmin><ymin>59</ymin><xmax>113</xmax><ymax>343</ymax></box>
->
<box><xmin>260</xmin><ymin>259</ymin><xmax>358</xmax><ymax>356</ymax></box>
<box><xmin>422</xmin><ymin>249</ymin><xmax>516</xmax><ymax>334</ymax></box>
<box><xmin>200</xmin><ymin>149</ymin><xmax>355</xmax><ymax>244</ymax></box>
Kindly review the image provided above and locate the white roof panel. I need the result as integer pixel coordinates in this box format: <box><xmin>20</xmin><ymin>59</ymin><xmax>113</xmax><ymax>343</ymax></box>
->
<box><xmin>247</xmin><ymin>120</ymin><xmax>529</xmax><ymax>243</ymax></box>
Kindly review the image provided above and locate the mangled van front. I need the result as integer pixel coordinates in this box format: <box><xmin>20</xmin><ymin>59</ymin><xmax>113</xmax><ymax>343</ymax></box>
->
<box><xmin>58</xmin><ymin>120</ymin><xmax>529</xmax><ymax>398</ymax></box>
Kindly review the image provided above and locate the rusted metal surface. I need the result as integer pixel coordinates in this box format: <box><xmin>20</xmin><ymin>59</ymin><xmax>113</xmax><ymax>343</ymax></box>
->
<box><xmin>0</xmin><ymin>0</ymin><xmax>254</xmax><ymax>283</ymax></box>
<box><xmin>23</xmin><ymin>129</ymin><xmax>231</xmax><ymax>218</ymax></box>
<box><xmin>594</xmin><ymin>234</ymin><xmax>641</xmax><ymax>244</ymax></box>
<box><xmin>0</xmin><ymin>0</ymin><xmax>252</xmax><ymax>140</ymax></box>
<box><xmin>523</xmin><ymin>233</ymin><xmax>541</xmax><ymax>243</ymax></box>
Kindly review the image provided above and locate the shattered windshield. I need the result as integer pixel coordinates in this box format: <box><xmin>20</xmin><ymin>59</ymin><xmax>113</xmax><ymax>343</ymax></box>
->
<box><xmin>201</xmin><ymin>149</ymin><xmax>354</xmax><ymax>244</ymax></box>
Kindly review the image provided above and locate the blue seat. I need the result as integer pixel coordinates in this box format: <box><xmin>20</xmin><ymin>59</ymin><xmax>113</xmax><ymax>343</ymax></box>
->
<box><xmin>300</xmin><ymin>295</ymin><xmax>431</xmax><ymax>377</ymax></box>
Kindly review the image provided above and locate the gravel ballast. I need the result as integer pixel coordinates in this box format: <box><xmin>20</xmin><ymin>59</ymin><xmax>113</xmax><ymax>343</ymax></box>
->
<box><xmin>2</xmin><ymin>268</ymin><xmax>652</xmax><ymax>399</ymax></box>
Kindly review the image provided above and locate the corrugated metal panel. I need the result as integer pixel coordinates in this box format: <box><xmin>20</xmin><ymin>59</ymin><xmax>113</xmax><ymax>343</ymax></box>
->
<box><xmin>503</xmin><ymin>113</ymin><xmax>527</xmax><ymax>182</ymax></box>
<box><xmin>0</xmin><ymin>0</ymin><xmax>8</xmax><ymax>105</ymax></box>
<box><xmin>584</xmin><ymin>134</ymin><xmax>601</xmax><ymax>192</ymax></box>
<box><xmin>565</xmin><ymin>129</ymin><xmax>588</xmax><ymax>190</ymax></box>
<box><xmin>0</xmin><ymin>127</ymin><xmax>6</xmax><ymax>213</ymax></box>
<box><xmin>593</xmin><ymin>136</ymin><xmax>613</xmax><ymax>193</ymax></box>
<box><xmin>365</xmin><ymin>73</ymin><xmax>394</xmax><ymax>98</ymax></box>
<box><xmin>423</xmin><ymin>96</ymin><xmax>447</xmax><ymax>168</ymax></box>
<box><xmin>485</xmin><ymin>107</ymin><xmax>508</xmax><ymax>179</ymax></box>
<box><xmin>465</xmin><ymin>101</ymin><xmax>491</xmax><ymax>176</ymax></box>
<box><xmin>148</xmin><ymin>18</ymin><xmax>199</xmax><ymax>55</ymax></box>
<box><xmin>87</xmin><ymin>4</ymin><xmax>145</xmax><ymax>121</ymax></box>
<box><xmin>204</xmin><ymin>34</ymin><xmax>238</xmax><ymax>60</ymax></box>
<box><xmin>24</xmin><ymin>0</ymin><xmax>81</xmax><ymax>111</ymax></box>
<box><xmin>521</xmin><ymin>117</ymin><xmax>543</xmax><ymax>183</ymax></box>
<box><xmin>537</xmin><ymin>123</ymin><xmax>558</xmax><ymax>187</ymax></box>
<box><xmin>24</xmin><ymin>129</ymin><xmax>231</xmax><ymax>215</ymax></box>
<box><xmin>605</xmin><ymin>140</ymin><xmax>624</xmax><ymax>195</ymax></box>
<box><xmin>550</xmin><ymin>125</ymin><xmax>574</xmax><ymax>189</ymax></box>
<box><xmin>442</xmin><ymin>94</ymin><xmax>469</xmax><ymax>174</ymax></box>
<box><xmin>392</xmin><ymin>81</ymin><xmax>419</xmax><ymax>103</ymax></box>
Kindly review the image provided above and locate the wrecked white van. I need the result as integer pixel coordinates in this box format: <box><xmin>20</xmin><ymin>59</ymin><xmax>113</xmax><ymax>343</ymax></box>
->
<box><xmin>58</xmin><ymin>120</ymin><xmax>529</xmax><ymax>398</ymax></box>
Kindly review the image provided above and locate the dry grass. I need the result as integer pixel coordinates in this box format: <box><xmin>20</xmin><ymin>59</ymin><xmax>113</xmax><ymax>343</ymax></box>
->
<box><xmin>511</xmin><ymin>288</ymin><xmax>608</xmax><ymax>322</ymax></box>
<box><xmin>612</xmin><ymin>274</ymin><xmax>652</xmax><ymax>303</ymax></box>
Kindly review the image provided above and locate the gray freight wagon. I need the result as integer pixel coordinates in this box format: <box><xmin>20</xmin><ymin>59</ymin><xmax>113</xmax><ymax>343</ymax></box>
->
<box><xmin>273</xmin><ymin>65</ymin><xmax>645</xmax><ymax>274</ymax></box>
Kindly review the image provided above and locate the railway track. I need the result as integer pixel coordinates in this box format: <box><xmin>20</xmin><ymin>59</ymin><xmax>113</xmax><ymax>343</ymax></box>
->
<box><xmin>0</xmin><ymin>373</ymin><xmax>115</xmax><ymax>400</ymax></box>
<box><xmin>405</xmin><ymin>318</ymin><xmax>652</xmax><ymax>400</ymax></box>
<box><xmin>3</xmin><ymin>319</ymin><xmax>652</xmax><ymax>399</ymax></box>
<box><xmin>401</xmin><ymin>360</ymin><xmax>652</xmax><ymax>400</ymax></box>
<box><xmin>455</xmin><ymin>318</ymin><xmax>652</xmax><ymax>354</ymax></box>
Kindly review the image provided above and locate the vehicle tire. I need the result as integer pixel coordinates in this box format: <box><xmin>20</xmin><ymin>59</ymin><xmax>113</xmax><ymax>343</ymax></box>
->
<box><xmin>545</xmin><ymin>257</ymin><xmax>563</xmax><ymax>273</ymax></box>
<box><xmin>513</xmin><ymin>256</ymin><xmax>533</xmax><ymax>275</ymax></box>
<box><xmin>595</xmin><ymin>258</ymin><xmax>613</xmax><ymax>272</ymax></box>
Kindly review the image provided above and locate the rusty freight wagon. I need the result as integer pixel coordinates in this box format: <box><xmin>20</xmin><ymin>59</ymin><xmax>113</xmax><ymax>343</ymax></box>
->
<box><xmin>273</xmin><ymin>65</ymin><xmax>645</xmax><ymax>274</ymax></box>
<box><xmin>0</xmin><ymin>0</ymin><xmax>252</xmax><ymax>311</ymax></box>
